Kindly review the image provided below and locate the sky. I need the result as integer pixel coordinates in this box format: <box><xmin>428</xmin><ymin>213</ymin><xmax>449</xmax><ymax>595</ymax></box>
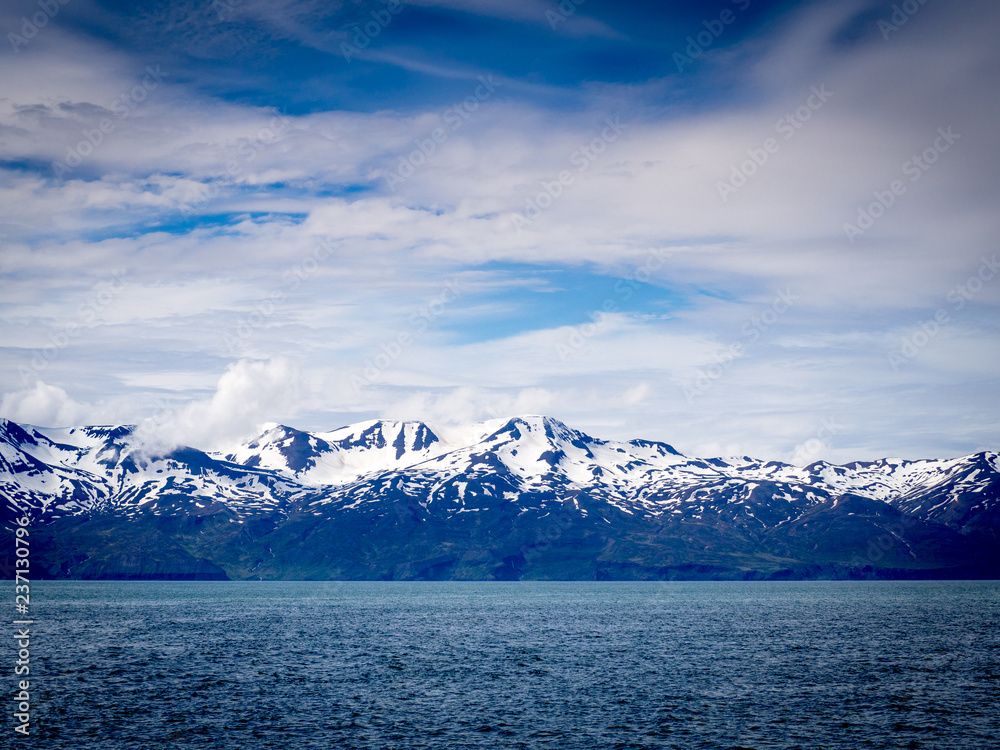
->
<box><xmin>1</xmin><ymin>0</ymin><xmax>998</xmax><ymax>463</ymax></box>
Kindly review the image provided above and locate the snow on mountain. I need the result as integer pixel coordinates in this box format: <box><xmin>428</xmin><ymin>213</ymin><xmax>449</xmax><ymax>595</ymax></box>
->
<box><xmin>2</xmin><ymin>415</ymin><xmax>998</xmax><ymax>533</ymax></box>
<box><xmin>0</xmin><ymin>418</ymin><xmax>301</xmax><ymax>519</ymax></box>
<box><xmin>222</xmin><ymin>419</ymin><xmax>446</xmax><ymax>486</ymax></box>
<box><xmin>3</xmin><ymin>415</ymin><xmax>998</xmax><ymax>581</ymax></box>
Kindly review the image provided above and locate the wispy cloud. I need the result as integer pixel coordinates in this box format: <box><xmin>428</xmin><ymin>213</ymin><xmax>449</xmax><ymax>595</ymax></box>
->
<box><xmin>1</xmin><ymin>0</ymin><xmax>998</xmax><ymax>461</ymax></box>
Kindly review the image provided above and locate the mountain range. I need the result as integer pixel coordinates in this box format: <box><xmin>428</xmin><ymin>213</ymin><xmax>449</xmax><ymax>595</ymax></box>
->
<box><xmin>1</xmin><ymin>415</ymin><xmax>997</xmax><ymax>580</ymax></box>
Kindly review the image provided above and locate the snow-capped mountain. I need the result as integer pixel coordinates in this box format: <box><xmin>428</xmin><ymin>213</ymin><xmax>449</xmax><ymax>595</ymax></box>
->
<box><xmin>1</xmin><ymin>416</ymin><xmax>997</xmax><ymax>581</ymax></box>
<box><xmin>0</xmin><ymin>419</ymin><xmax>297</xmax><ymax>518</ymax></box>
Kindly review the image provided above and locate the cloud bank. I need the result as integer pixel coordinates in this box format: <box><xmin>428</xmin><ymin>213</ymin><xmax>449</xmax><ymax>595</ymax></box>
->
<box><xmin>1</xmin><ymin>0</ymin><xmax>998</xmax><ymax>462</ymax></box>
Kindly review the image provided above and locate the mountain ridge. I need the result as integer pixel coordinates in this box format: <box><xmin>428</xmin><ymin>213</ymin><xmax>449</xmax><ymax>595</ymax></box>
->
<box><xmin>1</xmin><ymin>415</ymin><xmax>997</xmax><ymax>581</ymax></box>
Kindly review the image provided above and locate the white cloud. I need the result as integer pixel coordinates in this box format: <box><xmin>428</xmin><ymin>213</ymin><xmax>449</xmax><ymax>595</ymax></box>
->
<box><xmin>1</xmin><ymin>1</ymin><xmax>998</xmax><ymax>460</ymax></box>
<box><xmin>402</xmin><ymin>0</ymin><xmax>622</xmax><ymax>37</ymax></box>
<box><xmin>0</xmin><ymin>381</ymin><xmax>89</xmax><ymax>427</ymax></box>
<box><xmin>133</xmin><ymin>358</ymin><xmax>303</xmax><ymax>453</ymax></box>
<box><xmin>383</xmin><ymin>385</ymin><xmax>555</xmax><ymax>426</ymax></box>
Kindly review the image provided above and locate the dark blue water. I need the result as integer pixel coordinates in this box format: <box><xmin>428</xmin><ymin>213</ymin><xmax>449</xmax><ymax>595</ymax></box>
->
<box><xmin>16</xmin><ymin>581</ymin><xmax>1000</xmax><ymax>749</ymax></box>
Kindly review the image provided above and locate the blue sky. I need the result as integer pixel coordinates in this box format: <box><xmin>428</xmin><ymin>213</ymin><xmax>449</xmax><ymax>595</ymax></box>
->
<box><xmin>1</xmin><ymin>0</ymin><xmax>998</xmax><ymax>462</ymax></box>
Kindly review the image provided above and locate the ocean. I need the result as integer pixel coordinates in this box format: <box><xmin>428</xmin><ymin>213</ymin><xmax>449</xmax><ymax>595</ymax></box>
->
<box><xmin>18</xmin><ymin>580</ymin><xmax>1000</xmax><ymax>749</ymax></box>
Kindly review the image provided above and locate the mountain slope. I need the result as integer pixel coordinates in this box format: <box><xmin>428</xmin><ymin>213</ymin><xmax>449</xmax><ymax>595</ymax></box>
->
<box><xmin>1</xmin><ymin>416</ymin><xmax>997</xmax><ymax>580</ymax></box>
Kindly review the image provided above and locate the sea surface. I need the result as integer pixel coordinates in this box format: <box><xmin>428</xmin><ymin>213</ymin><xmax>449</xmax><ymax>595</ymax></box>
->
<box><xmin>17</xmin><ymin>580</ymin><xmax>1000</xmax><ymax>749</ymax></box>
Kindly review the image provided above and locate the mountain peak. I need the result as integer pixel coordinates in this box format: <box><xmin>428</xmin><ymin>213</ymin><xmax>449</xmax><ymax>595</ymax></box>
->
<box><xmin>322</xmin><ymin>419</ymin><xmax>440</xmax><ymax>453</ymax></box>
<box><xmin>487</xmin><ymin>415</ymin><xmax>578</xmax><ymax>441</ymax></box>
<box><xmin>2</xmin><ymin>415</ymin><xmax>998</xmax><ymax>581</ymax></box>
